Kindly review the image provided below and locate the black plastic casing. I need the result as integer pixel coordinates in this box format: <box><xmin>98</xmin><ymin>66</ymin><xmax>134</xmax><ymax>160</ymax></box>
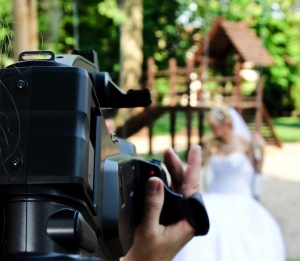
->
<box><xmin>0</xmin><ymin>58</ymin><xmax>136</xmax><ymax>261</ymax></box>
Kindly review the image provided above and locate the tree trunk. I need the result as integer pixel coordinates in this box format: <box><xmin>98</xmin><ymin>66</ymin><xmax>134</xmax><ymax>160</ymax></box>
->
<box><xmin>117</xmin><ymin>0</ymin><xmax>143</xmax><ymax>133</ymax></box>
<box><xmin>119</xmin><ymin>0</ymin><xmax>143</xmax><ymax>91</ymax></box>
<box><xmin>13</xmin><ymin>0</ymin><xmax>38</xmax><ymax>61</ymax></box>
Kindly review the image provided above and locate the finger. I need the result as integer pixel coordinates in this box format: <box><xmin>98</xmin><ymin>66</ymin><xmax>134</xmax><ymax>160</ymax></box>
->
<box><xmin>163</xmin><ymin>147</ymin><xmax>184</xmax><ymax>192</ymax></box>
<box><xmin>166</xmin><ymin>220</ymin><xmax>195</xmax><ymax>248</ymax></box>
<box><xmin>182</xmin><ymin>145</ymin><xmax>202</xmax><ymax>197</ymax></box>
<box><xmin>140</xmin><ymin>177</ymin><xmax>164</xmax><ymax>231</ymax></box>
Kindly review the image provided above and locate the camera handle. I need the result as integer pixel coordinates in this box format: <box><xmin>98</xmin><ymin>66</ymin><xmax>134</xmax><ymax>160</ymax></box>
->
<box><xmin>135</xmin><ymin>160</ymin><xmax>210</xmax><ymax>236</ymax></box>
<box><xmin>160</xmin><ymin>184</ymin><xmax>209</xmax><ymax>236</ymax></box>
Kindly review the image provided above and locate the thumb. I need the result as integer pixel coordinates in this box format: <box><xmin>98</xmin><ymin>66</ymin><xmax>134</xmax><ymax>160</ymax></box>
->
<box><xmin>140</xmin><ymin>177</ymin><xmax>164</xmax><ymax>230</ymax></box>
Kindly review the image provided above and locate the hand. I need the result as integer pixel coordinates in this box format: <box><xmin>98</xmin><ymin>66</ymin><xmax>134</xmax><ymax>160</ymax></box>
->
<box><xmin>124</xmin><ymin>145</ymin><xmax>202</xmax><ymax>261</ymax></box>
<box><xmin>163</xmin><ymin>145</ymin><xmax>201</xmax><ymax>197</ymax></box>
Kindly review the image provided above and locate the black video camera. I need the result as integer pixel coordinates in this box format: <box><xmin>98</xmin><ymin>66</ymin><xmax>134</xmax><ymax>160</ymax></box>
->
<box><xmin>0</xmin><ymin>50</ymin><xmax>209</xmax><ymax>260</ymax></box>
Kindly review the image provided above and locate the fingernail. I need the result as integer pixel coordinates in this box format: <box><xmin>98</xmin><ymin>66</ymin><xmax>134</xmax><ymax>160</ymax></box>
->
<box><xmin>147</xmin><ymin>178</ymin><xmax>160</xmax><ymax>192</ymax></box>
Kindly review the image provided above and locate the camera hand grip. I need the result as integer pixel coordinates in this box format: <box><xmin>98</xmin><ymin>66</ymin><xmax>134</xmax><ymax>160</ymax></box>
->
<box><xmin>135</xmin><ymin>159</ymin><xmax>209</xmax><ymax>236</ymax></box>
<box><xmin>160</xmin><ymin>184</ymin><xmax>210</xmax><ymax>236</ymax></box>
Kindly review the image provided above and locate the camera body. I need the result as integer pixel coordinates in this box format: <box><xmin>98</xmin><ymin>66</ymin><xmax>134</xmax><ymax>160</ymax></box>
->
<box><xmin>0</xmin><ymin>51</ymin><xmax>209</xmax><ymax>261</ymax></box>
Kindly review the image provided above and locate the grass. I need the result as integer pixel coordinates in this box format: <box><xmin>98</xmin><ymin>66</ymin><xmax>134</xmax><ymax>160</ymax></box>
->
<box><xmin>153</xmin><ymin>111</ymin><xmax>210</xmax><ymax>137</ymax></box>
<box><xmin>153</xmin><ymin>113</ymin><xmax>300</xmax><ymax>143</ymax></box>
<box><xmin>273</xmin><ymin>117</ymin><xmax>300</xmax><ymax>142</ymax></box>
<box><xmin>144</xmin><ymin>114</ymin><xmax>300</xmax><ymax>161</ymax></box>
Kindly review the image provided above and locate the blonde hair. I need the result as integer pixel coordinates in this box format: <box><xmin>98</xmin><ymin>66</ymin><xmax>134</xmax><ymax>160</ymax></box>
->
<box><xmin>206</xmin><ymin>105</ymin><xmax>232</xmax><ymax>128</ymax></box>
<box><xmin>202</xmin><ymin>105</ymin><xmax>233</xmax><ymax>164</ymax></box>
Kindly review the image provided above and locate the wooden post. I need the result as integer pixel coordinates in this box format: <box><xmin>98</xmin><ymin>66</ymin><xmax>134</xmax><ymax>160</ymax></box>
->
<box><xmin>233</xmin><ymin>54</ymin><xmax>243</xmax><ymax>114</ymax></box>
<box><xmin>13</xmin><ymin>0</ymin><xmax>38</xmax><ymax>61</ymax></box>
<box><xmin>148</xmin><ymin>109</ymin><xmax>153</xmax><ymax>155</ymax></box>
<box><xmin>195</xmin><ymin>57</ymin><xmax>206</xmax><ymax>146</ymax></box>
<box><xmin>186</xmin><ymin>109</ymin><xmax>192</xmax><ymax>154</ymax></box>
<box><xmin>170</xmin><ymin>110</ymin><xmax>175</xmax><ymax>149</ymax></box>
<box><xmin>169</xmin><ymin>58</ymin><xmax>180</xmax><ymax>150</ymax></box>
<box><xmin>169</xmin><ymin>58</ymin><xmax>177</xmax><ymax>106</ymax></box>
<box><xmin>198</xmin><ymin>55</ymin><xmax>205</xmax><ymax>92</ymax></box>
<box><xmin>147</xmin><ymin>57</ymin><xmax>156</xmax><ymax>105</ymax></box>
<box><xmin>185</xmin><ymin>59</ymin><xmax>193</xmax><ymax>86</ymax></box>
<box><xmin>146</xmin><ymin>57</ymin><xmax>155</xmax><ymax>154</ymax></box>
<box><xmin>255</xmin><ymin>77</ymin><xmax>264</xmax><ymax>133</ymax></box>
<box><xmin>262</xmin><ymin>104</ymin><xmax>282</xmax><ymax>147</ymax></box>
<box><xmin>185</xmin><ymin>59</ymin><xmax>193</xmax><ymax>154</ymax></box>
<box><xmin>198</xmin><ymin>109</ymin><xmax>205</xmax><ymax>145</ymax></box>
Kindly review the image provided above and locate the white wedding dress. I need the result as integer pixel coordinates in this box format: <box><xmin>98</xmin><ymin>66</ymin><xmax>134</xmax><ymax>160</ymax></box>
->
<box><xmin>173</xmin><ymin>151</ymin><xmax>285</xmax><ymax>261</ymax></box>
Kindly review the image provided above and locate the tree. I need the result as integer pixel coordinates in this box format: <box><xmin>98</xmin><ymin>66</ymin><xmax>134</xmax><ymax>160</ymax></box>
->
<box><xmin>115</xmin><ymin>0</ymin><xmax>143</xmax><ymax>129</ymax></box>
<box><xmin>176</xmin><ymin>0</ymin><xmax>300</xmax><ymax>115</ymax></box>
<box><xmin>0</xmin><ymin>0</ymin><xmax>13</xmax><ymax>67</ymax></box>
<box><xmin>119</xmin><ymin>0</ymin><xmax>143</xmax><ymax>91</ymax></box>
<box><xmin>36</xmin><ymin>0</ymin><xmax>191</xmax><ymax>83</ymax></box>
<box><xmin>38</xmin><ymin>0</ymin><xmax>121</xmax><ymax>81</ymax></box>
<box><xmin>12</xmin><ymin>0</ymin><xmax>38</xmax><ymax>61</ymax></box>
<box><xmin>4</xmin><ymin>0</ymin><xmax>298</xmax><ymax>115</ymax></box>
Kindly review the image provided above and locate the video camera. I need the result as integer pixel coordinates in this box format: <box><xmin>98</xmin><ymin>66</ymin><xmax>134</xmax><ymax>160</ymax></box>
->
<box><xmin>0</xmin><ymin>50</ymin><xmax>209</xmax><ymax>260</ymax></box>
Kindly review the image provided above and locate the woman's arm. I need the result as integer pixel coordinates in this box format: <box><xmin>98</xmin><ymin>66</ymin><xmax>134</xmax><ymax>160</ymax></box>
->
<box><xmin>249</xmin><ymin>132</ymin><xmax>266</xmax><ymax>173</ymax></box>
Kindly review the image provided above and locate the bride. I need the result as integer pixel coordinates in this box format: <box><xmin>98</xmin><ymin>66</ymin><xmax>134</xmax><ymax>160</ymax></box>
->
<box><xmin>173</xmin><ymin>105</ymin><xmax>285</xmax><ymax>261</ymax></box>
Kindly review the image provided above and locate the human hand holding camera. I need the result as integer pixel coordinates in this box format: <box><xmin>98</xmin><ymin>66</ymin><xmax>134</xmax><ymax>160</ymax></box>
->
<box><xmin>124</xmin><ymin>145</ymin><xmax>202</xmax><ymax>261</ymax></box>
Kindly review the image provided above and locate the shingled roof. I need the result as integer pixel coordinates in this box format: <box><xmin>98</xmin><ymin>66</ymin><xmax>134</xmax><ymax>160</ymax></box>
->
<box><xmin>194</xmin><ymin>17</ymin><xmax>274</xmax><ymax>66</ymax></box>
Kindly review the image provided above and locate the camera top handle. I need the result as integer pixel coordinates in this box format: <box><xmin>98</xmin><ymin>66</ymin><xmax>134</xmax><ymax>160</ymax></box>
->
<box><xmin>71</xmin><ymin>50</ymin><xmax>152</xmax><ymax>109</ymax></box>
<box><xmin>18</xmin><ymin>50</ymin><xmax>152</xmax><ymax>110</ymax></box>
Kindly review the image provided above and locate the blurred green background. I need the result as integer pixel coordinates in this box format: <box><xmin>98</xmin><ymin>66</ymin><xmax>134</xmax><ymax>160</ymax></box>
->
<box><xmin>1</xmin><ymin>0</ymin><xmax>300</xmax><ymax>117</ymax></box>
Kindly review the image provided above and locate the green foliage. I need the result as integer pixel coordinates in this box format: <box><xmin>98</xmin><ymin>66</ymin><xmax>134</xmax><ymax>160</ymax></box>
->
<box><xmin>185</xmin><ymin>0</ymin><xmax>300</xmax><ymax>116</ymax></box>
<box><xmin>38</xmin><ymin>0</ymin><xmax>191</xmax><ymax>82</ymax></box>
<box><xmin>291</xmin><ymin>84</ymin><xmax>300</xmax><ymax>113</ymax></box>
<box><xmin>261</xmin><ymin>2</ymin><xmax>300</xmax><ymax>115</ymax></box>
<box><xmin>0</xmin><ymin>0</ymin><xmax>13</xmax><ymax>67</ymax></box>
<box><xmin>143</xmin><ymin>0</ymin><xmax>195</xmax><ymax>70</ymax></box>
<box><xmin>154</xmin><ymin>77</ymin><xmax>170</xmax><ymax>94</ymax></box>
<box><xmin>38</xmin><ymin>0</ymin><xmax>120</xmax><ymax>80</ymax></box>
<box><xmin>98</xmin><ymin>0</ymin><xmax>127</xmax><ymax>25</ymax></box>
<box><xmin>242</xmin><ymin>82</ymin><xmax>256</xmax><ymax>96</ymax></box>
<box><xmin>2</xmin><ymin>0</ymin><xmax>300</xmax><ymax>116</ymax></box>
